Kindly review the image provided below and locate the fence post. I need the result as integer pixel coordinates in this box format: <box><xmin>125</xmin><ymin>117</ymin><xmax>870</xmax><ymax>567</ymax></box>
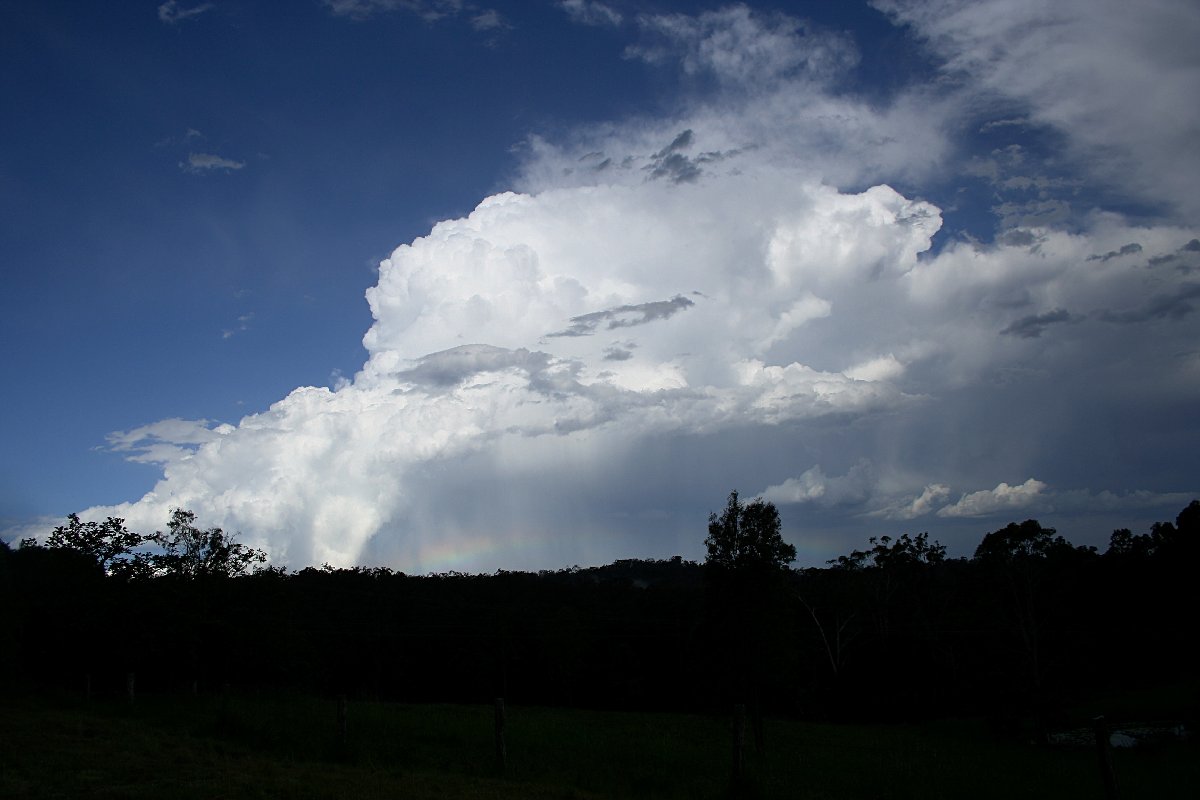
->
<box><xmin>732</xmin><ymin>703</ymin><xmax>746</xmax><ymax>782</ymax></box>
<box><xmin>336</xmin><ymin>694</ymin><xmax>348</xmax><ymax>745</ymax></box>
<box><xmin>494</xmin><ymin>697</ymin><xmax>508</xmax><ymax>774</ymax></box>
<box><xmin>1093</xmin><ymin>716</ymin><xmax>1119</xmax><ymax>800</ymax></box>
<box><xmin>752</xmin><ymin>694</ymin><xmax>765</xmax><ymax>755</ymax></box>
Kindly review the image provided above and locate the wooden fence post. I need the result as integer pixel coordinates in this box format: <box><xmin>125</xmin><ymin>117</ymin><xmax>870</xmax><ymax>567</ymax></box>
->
<box><xmin>732</xmin><ymin>703</ymin><xmax>746</xmax><ymax>782</ymax></box>
<box><xmin>336</xmin><ymin>694</ymin><xmax>348</xmax><ymax>745</ymax></box>
<box><xmin>494</xmin><ymin>697</ymin><xmax>507</xmax><ymax>774</ymax></box>
<box><xmin>751</xmin><ymin>694</ymin><xmax>765</xmax><ymax>755</ymax></box>
<box><xmin>1093</xmin><ymin>716</ymin><xmax>1119</xmax><ymax>800</ymax></box>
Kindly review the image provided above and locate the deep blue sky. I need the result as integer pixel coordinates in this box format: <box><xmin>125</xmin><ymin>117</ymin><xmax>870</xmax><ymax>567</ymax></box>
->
<box><xmin>3</xmin><ymin>1</ymin><xmax>1198</xmax><ymax>571</ymax></box>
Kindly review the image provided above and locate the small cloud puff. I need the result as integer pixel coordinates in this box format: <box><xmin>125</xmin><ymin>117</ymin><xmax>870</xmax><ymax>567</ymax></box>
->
<box><xmin>324</xmin><ymin>0</ymin><xmax>501</xmax><ymax>26</ymax></box>
<box><xmin>559</xmin><ymin>0</ymin><xmax>622</xmax><ymax>28</ymax></box>
<box><xmin>180</xmin><ymin>152</ymin><xmax>245</xmax><ymax>174</ymax></box>
<box><xmin>937</xmin><ymin>478</ymin><xmax>1047</xmax><ymax>518</ymax></box>
<box><xmin>158</xmin><ymin>1</ymin><xmax>213</xmax><ymax>25</ymax></box>
<box><xmin>874</xmin><ymin>484</ymin><xmax>952</xmax><ymax>520</ymax></box>
<box><xmin>760</xmin><ymin>463</ymin><xmax>874</xmax><ymax>508</ymax></box>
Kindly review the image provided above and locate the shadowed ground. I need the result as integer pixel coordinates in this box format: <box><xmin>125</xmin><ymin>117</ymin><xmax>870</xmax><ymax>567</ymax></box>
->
<box><xmin>2</xmin><ymin>691</ymin><xmax>1196</xmax><ymax>799</ymax></box>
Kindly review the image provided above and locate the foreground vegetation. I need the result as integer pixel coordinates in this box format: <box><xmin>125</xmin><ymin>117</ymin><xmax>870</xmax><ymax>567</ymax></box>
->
<box><xmin>5</xmin><ymin>501</ymin><xmax>1198</xmax><ymax>721</ymax></box>
<box><xmin>4</xmin><ymin>497</ymin><xmax>1197</xmax><ymax>796</ymax></box>
<box><xmin>3</xmin><ymin>689</ymin><xmax>1197</xmax><ymax>799</ymax></box>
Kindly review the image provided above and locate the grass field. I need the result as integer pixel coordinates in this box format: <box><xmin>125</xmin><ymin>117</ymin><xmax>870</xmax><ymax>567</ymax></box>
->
<box><xmin>2</xmin><ymin>691</ymin><xmax>1195</xmax><ymax>799</ymax></box>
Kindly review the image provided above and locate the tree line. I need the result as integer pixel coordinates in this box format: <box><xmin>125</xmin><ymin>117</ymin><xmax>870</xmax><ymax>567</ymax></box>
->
<box><xmin>2</xmin><ymin>495</ymin><xmax>1196</xmax><ymax>724</ymax></box>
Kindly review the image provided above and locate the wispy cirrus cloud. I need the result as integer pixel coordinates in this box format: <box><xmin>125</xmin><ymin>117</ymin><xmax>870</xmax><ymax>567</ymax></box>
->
<box><xmin>559</xmin><ymin>0</ymin><xmax>622</xmax><ymax>28</ymax></box>
<box><xmin>323</xmin><ymin>0</ymin><xmax>505</xmax><ymax>29</ymax></box>
<box><xmin>105</xmin><ymin>418</ymin><xmax>232</xmax><ymax>467</ymax></box>
<box><xmin>626</xmin><ymin>4</ymin><xmax>858</xmax><ymax>89</ymax></box>
<box><xmin>180</xmin><ymin>152</ymin><xmax>245</xmax><ymax>174</ymax></box>
<box><xmin>158</xmin><ymin>1</ymin><xmax>213</xmax><ymax>25</ymax></box>
<box><xmin>222</xmin><ymin>313</ymin><xmax>254</xmax><ymax>340</ymax></box>
<box><xmin>874</xmin><ymin>0</ymin><xmax>1200</xmax><ymax>222</ymax></box>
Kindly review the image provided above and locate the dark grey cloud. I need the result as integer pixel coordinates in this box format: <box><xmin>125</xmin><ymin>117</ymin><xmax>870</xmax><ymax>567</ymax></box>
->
<box><xmin>1147</xmin><ymin>239</ymin><xmax>1200</xmax><ymax>272</ymax></box>
<box><xmin>1099</xmin><ymin>283</ymin><xmax>1200</xmax><ymax>324</ymax></box>
<box><xmin>549</xmin><ymin>295</ymin><xmax>696</xmax><ymax>337</ymax></box>
<box><xmin>603</xmin><ymin>345</ymin><xmax>635</xmax><ymax>361</ymax></box>
<box><xmin>576</xmin><ymin>151</ymin><xmax>615</xmax><ymax>173</ymax></box>
<box><xmin>992</xmin><ymin>198</ymin><xmax>1072</xmax><ymax>229</ymax></box>
<box><xmin>996</xmin><ymin>229</ymin><xmax>1041</xmax><ymax>248</ymax></box>
<box><xmin>1087</xmin><ymin>243</ymin><xmax>1142</xmax><ymax>262</ymax></box>
<box><xmin>646</xmin><ymin>130</ymin><xmax>700</xmax><ymax>183</ymax></box>
<box><xmin>648</xmin><ymin>152</ymin><xmax>703</xmax><ymax>184</ymax></box>
<box><xmin>397</xmin><ymin>344</ymin><xmax>554</xmax><ymax>387</ymax></box>
<box><xmin>1000</xmin><ymin>308</ymin><xmax>1072</xmax><ymax>338</ymax></box>
<box><xmin>398</xmin><ymin>345</ymin><xmax>599</xmax><ymax>405</ymax></box>
<box><xmin>642</xmin><ymin>129</ymin><xmax>745</xmax><ymax>184</ymax></box>
<box><xmin>654</xmin><ymin>129</ymin><xmax>694</xmax><ymax>159</ymax></box>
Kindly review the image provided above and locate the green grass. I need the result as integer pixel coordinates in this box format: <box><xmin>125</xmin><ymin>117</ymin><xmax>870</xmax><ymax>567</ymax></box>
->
<box><xmin>2</xmin><ymin>692</ymin><xmax>1196</xmax><ymax>799</ymax></box>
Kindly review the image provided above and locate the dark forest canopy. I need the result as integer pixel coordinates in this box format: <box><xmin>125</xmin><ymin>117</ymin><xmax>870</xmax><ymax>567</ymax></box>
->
<box><xmin>2</xmin><ymin>499</ymin><xmax>1197</xmax><ymax>723</ymax></box>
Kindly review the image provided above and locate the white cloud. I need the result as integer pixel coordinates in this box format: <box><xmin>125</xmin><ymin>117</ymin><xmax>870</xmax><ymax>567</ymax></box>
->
<box><xmin>844</xmin><ymin>354</ymin><xmax>904</xmax><ymax>383</ymax></box>
<box><xmin>874</xmin><ymin>0</ymin><xmax>1200</xmax><ymax>221</ymax></box>
<box><xmin>105</xmin><ymin>418</ymin><xmax>234</xmax><ymax>466</ymax></box>
<box><xmin>222</xmin><ymin>312</ymin><xmax>254</xmax><ymax>340</ymax></box>
<box><xmin>158</xmin><ymin>1</ymin><xmax>213</xmax><ymax>25</ymax></box>
<box><xmin>875</xmin><ymin>484</ymin><xmax>952</xmax><ymax>520</ymax></box>
<box><xmin>559</xmin><ymin>0</ymin><xmax>622</xmax><ymax>28</ymax></box>
<box><xmin>937</xmin><ymin>478</ymin><xmax>1047</xmax><ymax>518</ymax></box>
<box><xmin>89</xmin><ymin>169</ymin><xmax>938</xmax><ymax>570</ymax></box>
<box><xmin>627</xmin><ymin>5</ymin><xmax>858</xmax><ymax>89</ymax></box>
<box><xmin>470</xmin><ymin>10</ymin><xmax>506</xmax><ymax>32</ymax></box>
<box><xmin>323</xmin><ymin>0</ymin><xmax>481</xmax><ymax>24</ymax></box>
<box><xmin>760</xmin><ymin>462</ymin><xmax>875</xmax><ymax>508</ymax></box>
<box><xmin>66</xmin><ymin>2</ymin><xmax>1200</xmax><ymax>571</ymax></box>
<box><xmin>180</xmin><ymin>152</ymin><xmax>245</xmax><ymax>173</ymax></box>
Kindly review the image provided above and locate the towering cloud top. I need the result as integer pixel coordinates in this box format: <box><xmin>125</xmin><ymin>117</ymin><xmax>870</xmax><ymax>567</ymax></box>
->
<box><xmin>78</xmin><ymin>1</ymin><xmax>1200</xmax><ymax>571</ymax></box>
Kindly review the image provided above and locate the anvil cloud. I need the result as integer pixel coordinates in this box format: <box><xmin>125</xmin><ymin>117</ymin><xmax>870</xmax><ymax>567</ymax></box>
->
<box><xmin>60</xmin><ymin>1</ymin><xmax>1200</xmax><ymax>571</ymax></box>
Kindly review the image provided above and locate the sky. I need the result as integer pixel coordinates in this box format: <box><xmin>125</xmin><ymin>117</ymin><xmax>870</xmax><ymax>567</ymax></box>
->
<box><xmin>3</xmin><ymin>0</ymin><xmax>1198</xmax><ymax>573</ymax></box>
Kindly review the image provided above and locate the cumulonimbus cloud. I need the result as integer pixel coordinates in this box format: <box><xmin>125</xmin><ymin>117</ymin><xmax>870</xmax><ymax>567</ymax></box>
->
<box><xmin>69</xmin><ymin>1</ymin><xmax>1200</xmax><ymax>571</ymax></box>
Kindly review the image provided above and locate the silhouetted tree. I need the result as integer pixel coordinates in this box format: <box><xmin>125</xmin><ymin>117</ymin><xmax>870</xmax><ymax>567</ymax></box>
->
<box><xmin>704</xmin><ymin>491</ymin><xmax>796</xmax><ymax>742</ymax></box>
<box><xmin>704</xmin><ymin>490</ymin><xmax>796</xmax><ymax>576</ymax></box>
<box><xmin>820</xmin><ymin>532</ymin><xmax>959</xmax><ymax>715</ymax></box>
<box><xmin>972</xmin><ymin>519</ymin><xmax>1097</xmax><ymax>718</ymax></box>
<box><xmin>47</xmin><ymin>513</ymin><xmax>149</xmax><ymax>577</ymax></box>
<box><xmin>150</xmin><ymin>509</ymin><xmax>266</xmax><ymax>578</ymax></box>
<box><xmin>830</xmin><ymin>533</ymin><xmax>946</xmax><ymax>647</ymax></box>
<box><xmin>974</xmin><ymin>519</ymin><xmax>1073</xmax><ymax>563</ymax></box>
<box><xmin>1105</xmin><ymin>527</ymin><xmax>1151</xmax><ymax>558</ymax></box>
<box><xmin>1144</xmin><ymin>499</ymin><xmax>1200</xmax><ymax>560</ymax></box>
